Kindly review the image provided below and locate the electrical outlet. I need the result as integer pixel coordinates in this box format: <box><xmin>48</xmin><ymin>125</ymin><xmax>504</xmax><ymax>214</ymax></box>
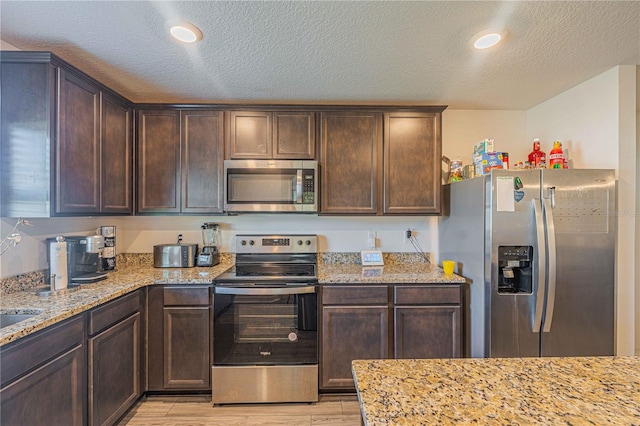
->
<box><xmin>404</xmin><ymin>229</ymin><xmax>413</xmax><ymax>244</ymax></box>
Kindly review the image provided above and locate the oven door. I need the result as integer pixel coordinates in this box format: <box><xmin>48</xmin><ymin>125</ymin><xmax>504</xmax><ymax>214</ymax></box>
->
<box><xmin>213</xmin><ymin>285</ymin><xmax>318</xmax><ymax>366</ymax></box>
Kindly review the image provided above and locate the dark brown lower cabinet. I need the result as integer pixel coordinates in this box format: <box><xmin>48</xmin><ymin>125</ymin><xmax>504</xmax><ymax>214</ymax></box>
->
<box><xmin>88</xmin><ymin>290</ymin><xmax>143</xmax><ymax>426</ymax></box>
<box><xmin>321</xmin><ymin>306</ymin><xmax>389</xmax><ymax>389</ymax></box>
<box><xmin>89</xmin><ymin>313</ymin><xmax>141</xmax><ymax>425</ymax></box>
<box><xmin>148</xmin><ymin>285</ymin><xmax>212</xmax><ymax>391</ymax></box>
<box><xmin>163</xmin><ymin>307</ymin><xmax>210</xmax><ymax>389</ymax></box>
<box><xmin>394</xmin><ymin>306</ymin><xmax>461</xmax><ymax>359</ymax></box>
<box><xmin>0</xmin><ymin>315</ymin><xmax>86</xmax><ymax>426</ymax></box>
<box><xmin>320</xmin><ymin>284</ymin><xmax>462</xmax><ymax>391</ymax></box>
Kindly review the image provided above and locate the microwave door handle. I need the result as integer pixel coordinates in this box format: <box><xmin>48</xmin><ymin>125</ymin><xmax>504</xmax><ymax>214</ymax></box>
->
<box><xmin>296</xmin><ymin>169</ymin><xmax>303</xmax><ymax>204</ymax></box>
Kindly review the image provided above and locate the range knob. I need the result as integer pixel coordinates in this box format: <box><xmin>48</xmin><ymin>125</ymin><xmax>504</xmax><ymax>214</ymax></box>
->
<box><xmin>249</xmin><ymin>240</ymin><xmax>255</xmax><ymax>246</ymax></box>
<box><xmin>241</xmin><ymin>240</ymin><xmax>247</xmax><ymax>246</ymax></box>
<box><xmin>305</xmin><ymin>240</ymin><xmax>312</xmax><ymax>246</ymax></box>
<box><xmin>297</xmin><ymin>240</ymin><xmax>303</xmax><ymax>246</ymax></box>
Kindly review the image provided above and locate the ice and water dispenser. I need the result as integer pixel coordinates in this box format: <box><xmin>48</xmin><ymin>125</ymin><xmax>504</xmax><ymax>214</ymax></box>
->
<box><xmin>498</xmin><ymin>246</ymin><xmax>533</xmax><ymax>294</ymax></box>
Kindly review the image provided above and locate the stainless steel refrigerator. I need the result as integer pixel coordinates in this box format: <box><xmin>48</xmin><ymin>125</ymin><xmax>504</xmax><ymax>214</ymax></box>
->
<box><xmin>439</xmin><ymin>169</ymin><xmax>616</xmax><ymax>358</ymax></box>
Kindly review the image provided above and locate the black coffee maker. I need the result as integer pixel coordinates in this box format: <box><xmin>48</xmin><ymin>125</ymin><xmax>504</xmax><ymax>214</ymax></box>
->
<box><xmin>48</xmin><ymin>235</ymin><xmax>108</xmax><ymax>284</ymax></box>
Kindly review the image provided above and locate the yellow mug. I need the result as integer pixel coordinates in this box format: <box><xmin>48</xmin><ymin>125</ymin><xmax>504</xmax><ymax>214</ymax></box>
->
<box><xmin>442</xmin><ymin>260</ymin><xmax>455</xmax><ymax>275</ymax></box>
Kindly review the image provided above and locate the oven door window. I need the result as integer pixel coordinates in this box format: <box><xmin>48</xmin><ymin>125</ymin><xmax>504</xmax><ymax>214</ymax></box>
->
<box><xmin>227</xmin><ymin>169</ymin><xmax>297</xmax><ymax>204</ymax></box>
<box><xmin>213</xmin><ymin>292</ymin><xmax>318</xmax><ymax>365</ymax></box>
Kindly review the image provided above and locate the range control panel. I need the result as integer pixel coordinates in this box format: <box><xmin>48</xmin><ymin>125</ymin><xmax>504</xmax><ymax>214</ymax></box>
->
<box><xmin>235</xmin><ymin>234</ymin><xmax>317</xmax><ymax>254</ymax></box>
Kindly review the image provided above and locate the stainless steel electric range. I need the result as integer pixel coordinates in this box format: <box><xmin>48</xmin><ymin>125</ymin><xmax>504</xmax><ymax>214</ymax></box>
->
<box><xmin>212</xmin><ymin>234</ymin><xmax>318</xmax><ymax>404</ymax></box>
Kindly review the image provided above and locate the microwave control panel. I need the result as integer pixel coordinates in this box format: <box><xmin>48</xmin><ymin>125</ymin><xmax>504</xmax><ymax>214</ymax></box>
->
<box><xmin>303</xmin><ymin>169</ymin><xmax>315</xmax><ymax>204</ymax></box>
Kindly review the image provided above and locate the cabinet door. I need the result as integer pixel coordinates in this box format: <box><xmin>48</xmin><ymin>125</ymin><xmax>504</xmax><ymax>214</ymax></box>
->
<box><xmin>101</xmin><ymin>92</ymin><xmax>133</xmax><ymax>214</ymax></box>
<box><xmin>0</xmin><ymin>61</ymin><xmax>53</xmax><ymax>217</ymax></box>
<box><xmin>273</xmin><ymin>111</ymin><xmax>315</xmax><ymax>159</ymax></box>
<box><xmin>384</xmin><ymin>112</ymin><xmax>441</xmax><ymax>214</ymax></box>
<box><xmin>137</xmin><ymin>110</ymin><xmax>180</xmax><ymax>213</ymax></box>
<box><xmin>227</xmin><ymin>111</ymin><xmax>272</xmax><ymax>159</ymax></box>
<box><xmin>89</xmin><ymin>312</ymin><xmax>140</xmax><ymax>426</ymax></box>
<box><xmin>163</xmin><ymin>307</ymin><xmax>211</xmax><ymax>389</ymax></box>
<box><xmin>320</xmin><ymin>112</ymin><xmax>382</xmax><ymax>214</ymax></box>
<box><xmin>0</xmin><ymin>345</ymin><xmax>85</xmax><ymax>426</ymax></box>
<box><xmin>56</xmin><ymin>68</ymin><xmax>101</xmax><ymax>214</ymax></box>
<box><xmin>321</xmin><ymin>306</ymin><xmax>388</xmax><ymax>390</ymax></box>
<box><xmin>394</xmin><ymin>306</ymin><xmax>461</xmax><ymax>359</ymax></box>
<box><xmin>181</xmin><ymin>110</ymin><xmax>224</xmax><ymax>213</ymax></box>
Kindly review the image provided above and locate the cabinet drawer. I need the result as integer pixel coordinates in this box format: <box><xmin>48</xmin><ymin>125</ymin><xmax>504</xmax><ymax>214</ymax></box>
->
<box><xmin>322</xmin><ymin>286</ymin><xmax>388</xmax><ymax>305</ymax></box>
<box><xmin>394</xmin><ymin>285</ymin><xmax>460</xmax><ymax>305</ymax></box>
<box><xmin>164</xmin><ymin>286</ymin><xmax>210</xmax><ymax>306</ymax></box>
<box><xmin>89</xmin><ymin>290</ymin><xmax>141</xmax><ymax>335</ymax></box>
<box><xmin>1</xmin><ymin>315</ymin><xmax>85</xmax><ymax>387</ymax></box>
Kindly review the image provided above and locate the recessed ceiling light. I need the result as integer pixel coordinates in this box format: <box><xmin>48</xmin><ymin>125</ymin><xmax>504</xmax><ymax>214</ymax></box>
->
<box><xmin>168</xmin><ymin>21</ymin><xmax>203</xmax><ymax>43</ymax></box>
<box><xmin>473</xmin><ymin>33</ymin><xmax>502</xmax><ymax>49</ymax></box>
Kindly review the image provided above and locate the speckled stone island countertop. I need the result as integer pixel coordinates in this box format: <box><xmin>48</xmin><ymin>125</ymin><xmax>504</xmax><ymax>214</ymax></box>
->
<box><xmin>352</xmin><ymin>357</ymin><xmax>640</xmax><ymax>425</ymax></box>
<box><xmin>0</xmin><ymin>252</ymin><xmax>465</xmax><ymax>347</ymax></box>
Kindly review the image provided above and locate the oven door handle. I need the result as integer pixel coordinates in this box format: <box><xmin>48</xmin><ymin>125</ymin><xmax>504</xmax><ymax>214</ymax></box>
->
<box><xmin>213</xmin><ymin>286</ymin><xmax>317</xmax><ymax>295</ymax></box>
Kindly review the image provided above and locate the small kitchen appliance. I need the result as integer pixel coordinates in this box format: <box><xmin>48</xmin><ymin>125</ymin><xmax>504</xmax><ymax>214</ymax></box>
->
<box><xmin>153</xmin><ymin>234</ymin><xmax>198</xmax><ymax>268</ymax></box>
<box><xmin>223</xmin><ymin>160</ymin><xmax>318</xmax><ymax>213</ymax></box>
<box><xmin>196</xmin><ymin>223</ymin><xmax>220</xmax><ymax>267</ymax></box>
<box><xmin>47</xmin><ymin>234</ymin><xmax>107</xmax><ymax>284</ymax></box>
<box><xmin>212</xmin><ymin>234</ymin><xmax>318</xmax><ymax>404</ymax></box>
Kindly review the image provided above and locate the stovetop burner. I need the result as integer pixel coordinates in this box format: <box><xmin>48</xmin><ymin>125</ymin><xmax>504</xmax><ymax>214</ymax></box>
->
<box><xmin>213</xmin><ymin>234</ymin><xmax>318</xmax><ymax>286</ymax></box>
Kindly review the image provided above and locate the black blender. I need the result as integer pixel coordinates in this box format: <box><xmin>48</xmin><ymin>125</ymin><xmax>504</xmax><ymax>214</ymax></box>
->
<box><xmin>197</xmin><ymin>223</ymin><xmax>220</xmax><ymax>267</ymax></box>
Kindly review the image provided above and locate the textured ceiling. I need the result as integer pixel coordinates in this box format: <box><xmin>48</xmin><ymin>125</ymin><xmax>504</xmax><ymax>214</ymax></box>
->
<box><xmin>1</xmin><ymin>1</ymin><xmax>638</xmax><ymax>109</ymax></box>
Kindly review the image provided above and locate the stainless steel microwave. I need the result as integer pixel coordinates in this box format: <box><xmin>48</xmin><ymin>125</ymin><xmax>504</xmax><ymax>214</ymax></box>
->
<box><xmin>223</xmin><ymin>160</ymin><xmax>318</xmax><ymax>213</ymax></box>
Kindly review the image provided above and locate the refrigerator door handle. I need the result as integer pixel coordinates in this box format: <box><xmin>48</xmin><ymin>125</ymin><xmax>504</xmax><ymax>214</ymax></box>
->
<box><xmin>532</xmin><ymin>198</ymin><xmax>546</xmax><ymax>333</ymax></box>
<box><xmin>542</xmin><ymin>196</ymin><xmax>557</xmax><ymax>332</ymax></box>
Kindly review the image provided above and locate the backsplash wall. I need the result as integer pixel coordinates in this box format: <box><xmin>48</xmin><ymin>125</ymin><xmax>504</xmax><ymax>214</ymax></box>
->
<box><xmin>0</xmin><ymin>215</ymin><xmax>438</xmax><ymax>279</ymax></box>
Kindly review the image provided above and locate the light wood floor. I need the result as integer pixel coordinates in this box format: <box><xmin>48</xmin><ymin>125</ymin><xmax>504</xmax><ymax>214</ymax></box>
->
<box><xmin>118</xmin><ymin>394</ymin><xmax>363</xmax><ymax>426</ymax></box>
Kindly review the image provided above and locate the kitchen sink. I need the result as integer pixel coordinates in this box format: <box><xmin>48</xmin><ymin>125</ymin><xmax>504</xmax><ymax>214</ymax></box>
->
<box><xmin>0</xmin><ymin>310</ymin><xmax>43</xmax><ymax>329</ymax></box>
<box><xmin>34</xmin><ymin>284</ymin><xmax>80</xmax><ymax>298</ymax></box>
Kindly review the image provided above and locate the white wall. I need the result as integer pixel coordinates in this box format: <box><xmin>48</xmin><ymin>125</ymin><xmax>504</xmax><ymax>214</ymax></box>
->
<box><xmin>526</xmin><ymin>65</ymin><xmax>637</xmax><ymax>356</ymax></box>
<box><xmin>0</xmin><ymin>214</ymin><xmax>438</xmax><ymax>278</ymax></box>
<box><xmin>442</xmin><ymin>110</ymin><xmax>527</xmax><ymax>165</ymax></box>
<box><xmin>0</xmin><ymin>217</ymin><xmax>107</xmax><ymax>278</ymax></box>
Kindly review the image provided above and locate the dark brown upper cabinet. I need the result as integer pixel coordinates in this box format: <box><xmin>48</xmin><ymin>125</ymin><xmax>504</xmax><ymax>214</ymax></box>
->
<box><xmin>0</xmin><ymin>51</ymin><xmax>133</xmax><ymax>217</ymax></box>
<box><xmin>384</xmin><ymin>112</ymin><xmax>442</xmax><ymax>214</ymax></box>
<box><xmin>227</xmin><ymin>110</ymin><xmax>315</xmax><ymax>159</ymax></box>
<box><xmin>137</xmin><ymin>109</ymin><xmax>224</xmax><ymax>214</ymax></box>
<box><xmin>320</xmin><ymin>111</ymin><xmax>383</xmax><ymax>215</ymax></box>
<box><xmin>320</xmin><ymin>107</ymin><xmax>445</xmax><ymax>215</ymax></box>
<box><xmin>56</xmin><ymin>69</ymin><xmax>101</xmax><ymax>214</ymax></box>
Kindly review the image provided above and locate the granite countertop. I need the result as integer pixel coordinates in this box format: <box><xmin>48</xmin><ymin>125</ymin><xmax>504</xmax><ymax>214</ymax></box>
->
<box><xmin>1</xmin><ymin>256</ymin><xmax>465</xmax><ymax>347</ymax></box>
<box><xmin>0</xmin><ymin>259</ymin><xmax>233</xmax><ymax>347</ymax></box>
<box><xmin>352</xmin><ymin>357</ymin><xmax>640</xmax><ymax>425</ymax></box>
<box><xmin>319</xmin><ymin>262</ymin><xmax>466</xmax><ymax>284</ymax></box>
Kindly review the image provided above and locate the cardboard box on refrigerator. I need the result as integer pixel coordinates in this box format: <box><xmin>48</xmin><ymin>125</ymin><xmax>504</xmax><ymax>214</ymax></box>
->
<box><xmin>473</xmin><ymin>152</ymin><xmax>504</xmax><ymax>175</ymax></box>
